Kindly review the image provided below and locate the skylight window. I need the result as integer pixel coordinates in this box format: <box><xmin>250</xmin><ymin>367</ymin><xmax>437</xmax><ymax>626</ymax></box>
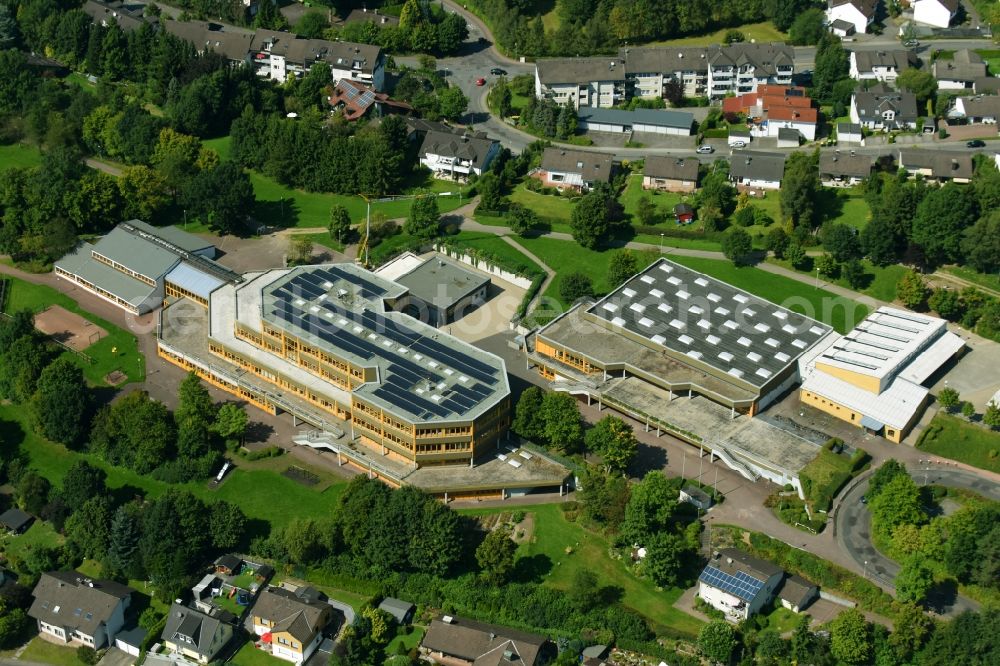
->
<box><xmin>733</xmin><ymin>294</ymin><xmax>749</xmax><ymax>304</ymax></box>
<box><xmin>723</xmin><ymin>320</ymin><xmax>738</xmax><ymax>329</ymax></box>
<box><xmin>659</xmin><ymin>263</ymin><xmax>673</xmax><ymax>273</ymax></box>
<box><xmin>792</xmin><ymin>339</ymin><xmax>808</xmax><ymax>349</ymax></box>
<box><xmin>694</xmin><ymin>277</ymin><xmax>709</xmax><ymax>287</ymax></box>
<box><xmin>622</xmin><ymin>288</ymin><xmax>637</xmax><ymax>297</ymax></box>
<box><xmin>638</xmin><ymin>317</ymin><xmax>655</xmax><ymax>328</ymax></box>
<box><xmin>650</xmin><ymin>289</ymin><xmax>664</xmax><ymax>298</ymax></box>
<box><xmin>602</xmin><ymin>302</ymin><xmax>618</xmax><ymax>312</ymax></box>
<box><xmin>640</xmin><ymin>275</ymin><xmax>655</xmax><ymax>284</ymax></box>
<box><xmin>651</xmin><ymin>334</ymin><xmax>667</xmax><ymax>345</ymax></box>
<box><xmin>743</xmin><ymin>308</ymin><xmax>757</xmax><ymax>317</ymax></box>
<box><xmin>756</xmin><ymin>368</ymin><xmax>773</xmax><ymax>379</ymax></box>
<box><xmin>715</xmin><ymin>307</ymin><xmax>730</xmax><ymax>316</ymax></box>
<box><xmin>754</xmin><ymin>323</ymin><xmax>770</xmax><ymax>333</ymax></box>
<box><xmin>747</xmin><ymin>352</ymin><xmax>762</xmax><ymax>362</ymax></box>
<box><xmin>706</xmin><ymin>334</ymin><xmax>721</xmax><ymax>345</ymax></box>
<box><xmin>687</xmin><ymin>350</ymin><xmax>703</xmax><ymax>360</ymax></box>
<box><xmin>707</xmin><ymin>293</ymin><xmax>722</xmax><ymax>302</ymax></box>
<box><xmin>677</xmin><ymin>290</ymin><xmax>690</xmax><ymax>300</ymax></box>
<box><xmin>728</xmin><ymin>368</ymin><xmax>745</xmax><ymax>378</ymax></box>
<box><xmin>718</xmin><ymin>351</ymin><xmax>734</xmax><ymax>362</ymax></box>
<box><xmin>774</xmin><ymin>311</ymin><xmax>788</xmax><ymax>320</ymax></box>
<box><xmin>657</xmin><ymin>303</ymin><xmax>673</xmax><ymax>314</ymax></box>
<box><xmin>689</xmin><ymin>305</ymin><xmax>704</xmax><ymax>315</ymax></box>
<box><xmin>775</xmin><ymin>352</ymin><xmax>790</xmax><ymax>362</ymax></box>
<box><xmin>667</xmin><ymin>276</ymin><xmax>682</xmax><ymax>286</ymax></box>
<box><xmin>737</xmin><ymin>336</ymin><xmax>752</xmax><ymax>346</ymax></box>
<box><xmin>782</xmin><ymin>324</ymin><xmax>797</xmax><ymax>334</ymax></box>
<box><xmin>612</xmin><ymin>316</ymin><xmax>627</xmax><ymax>327</ymax></box>
<box><xmin>630</xmin><ymin>303</ymin><xmax>646</xmax><ymax>313</ymax></box>
<box><xmin>810</xmin><ymin>325</ymin><xmax>826</xmax><ymax>335</ymax></box>
<box><xmin>669</xmin><ymin>319</ymin><xmax>685</xmax><ymax>330</ymax></box>
<box><xmin>764</xmin><ymin>337</ymin><xmax>779</xmax><ymax>347</ymax></box>
<box><xmin>697</xmin><ymin>319</ymin><xmax>711</xmax><ymax>330</ymax></box>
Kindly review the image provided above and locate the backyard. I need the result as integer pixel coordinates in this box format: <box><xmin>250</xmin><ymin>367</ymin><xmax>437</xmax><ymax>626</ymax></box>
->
<box><xmin>0</xmin><ymin>142</ymin><xmax>43</xmax><ymax>169</ymax></box>
<box><xmin>2</xmin><ymin>276</ymin><xmax>145</xmax><ymax>385</ymax></box>
<box><xmin>230</xmin><ymin>641</ymin><xmax>288</xmax><ymax>666</ymax></box>
<box><xmin>917</xmin><ymin>412</ymin><xmax>1000</xmax><ymax>473</ymax></box>
<box><xmin>16</xmin><ymin>638</ymin><xmax>80</xmax><ymax>666</ymax></box>
<box><xmin>460</xmin><ymin>503</ymin><xmax>704</xmax><ymax>638</ymax></box>
<box><xmin>652</xmin><ymin>22</ymin><xmax>787</xmax><ymax>47</ymax></box>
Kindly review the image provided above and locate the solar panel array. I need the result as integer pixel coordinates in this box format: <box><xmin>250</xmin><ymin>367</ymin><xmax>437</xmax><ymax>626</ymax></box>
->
<box><xmin>266</xmin><ymin>268</ymin><xmax>502</xmax><ymax>421</ymax></box>
<box><xmin>344</xmin><ymin>82</ymin><xmax>377</xmax><ymax>108</ymax></box>
<box><xmin>699</xmin><ymin>564</ymin><xmax>766</xmax><ymax>602</ymax></box>
<box><xmin>586</xmin><ymin>259</ymin><xmax>832</xmax><ymax>388</ymax></box>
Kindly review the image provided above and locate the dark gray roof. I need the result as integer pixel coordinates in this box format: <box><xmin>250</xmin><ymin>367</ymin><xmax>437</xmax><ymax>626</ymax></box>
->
<box><xmin>973</xmin><ymin>77</ymin><xmax>1000</xmax><ymax>93</ymax></box>
<box><xmin>729</xmin><ymin>150</ymin><xmax>787</xmax><ymax>184</ymax></box>
<box><xmin>577</xmin><ymin>107</ymin><xmax>694</xmax><ymax>131</ymax></box>
<box><xmin>377</xmin><ymin>597</ymin><xmax>415</xmax><ymax>623</ymax></box>
<box><xmin>539</xmin><ymin>147</ymin><xmax>614</xmax><ymax>184</ymax></box>
<box><xmin>0</xmin><ymin>508</ymin><xmax>33</xmax><ymax>531</ymax></box>
<box><xmin>713</xmin><ymin>548</ymin><xmax>784</xmax><ymax>580</ymax></box>
<box><xmin>819</xmin><ymin>152</ymin><xmax>873</xmax><ymax>178</ymax></box>
<box><xmin>162</xmin><ymin>603</ymin><xmax>227</xmax><ymax>659</ymax></box>
<box><xmin>82</xmin><ymin>0</ymin><xmax>147</xmax><ymax>32</ymax></box>
<box><xmin>419</xmin><ymin>130</ymin><xmax>497</xmax><ymax>167</ymax></box>
<box><xmin>585</xmin><ymin>257</ymin><xmax>831</xmax><ymax>388</ymax></box>
<box><xmin>777</xmin><ymin>127</ymin><xmax>800</xmax><ymax>142</ymax></box>
<box><xmin>705</xmin><ymin>43</ymin><xmax>795</xmax><ymax>76</ymax></box>
<box><xmin>422</xmin><ymin>616</ymin><xmax>547</xmax><ymax>666</ymax></box>
<box><xmin>728</xmin><ymin>127</ymin><xmax>751</xmax><ymax>138</ymax></box>
<box><xmin>535</xmin><ymin>57</ymin><xmax>626</xmax><ymax>85</ymax></box>
<box><xmin>933</xmin><ymin>50</ymin><xmax>988</xmax><ymax>81</ymax></box>
<box><xmin>163</xmin><ymin>21</ymin><xmax>255</xmax><ymax>62</ymax></box>
<box><xmin>215</xmin><ymin>554</ymin><xmax>242</xmax><ymax>571</ymax></box>
<box><xmin>622</xmin><ymin>47</ymin><xmax>708</xmax><ymax>75</ymax></box>
<box><xmin>29</xmin><ymin>572</ymin><xmax>133</xmax><ymax>637</ymax></box>
<box><xmin>251</xmin><ymin>587</ymin><xmax>331</xmax><ymax>643</ymax></box>
<box><xmin>957</xmin><ymin>94</ymin><xmax>1000</xmax><ymax>118</ymax></box>
<box><xmin>396</xmin><ymin>257</ymin><xmax>489</xmax><ymax>309</ymax></box>
<box><xmin>837</xmin><ymin>122</ymin><xmax>863</xmax><ymax>135</ymax></box>
<box><xmin>777</xmin><ymin>574</ymin><xmax>817</xmax><ymax>606</ymax></box>
<box><xmin>829</xmin><ymin>0</ymin><xmax>879</xmax><ymax>18</ymax></box>
<box><xmin>345</xmin><ymin>9</ymin><xmax>399</xmax><ymax>26</ymax></box>
<box><xmin>644</xmin><ymin>156</ymin><xmax>699</xmax><ymax>181</ymax></box>
<box><xmin>116</xmin><ymin>625</ymin><xmax>148</xmax><ymax>648</ymax></box>
<box><xmin>852</xmin><ymin>84</ymin><xmax>919</xmax><ymax>126</ymax></box>
<box><xmin>830</xmin><ymin>19</ymin><xmax>856</xmax><ymax>32</ymax></box>
<box><xmin>851</xmin><ymin>49</ymin><xmax>917</xmax><ymax>74</ymax></box>
<box><xmin>898</xmin><ymin>150</ymin><xmax>975</xmax><ymax>179</ymax></box>
<box><xmin>126</xmin><ymin>220</ymin><xmax>215</xmax><ymax>254</ymax></box>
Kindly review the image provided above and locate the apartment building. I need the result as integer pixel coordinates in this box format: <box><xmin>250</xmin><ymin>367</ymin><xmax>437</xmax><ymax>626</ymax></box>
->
<box><xmin>849</xmin><ymin>49</ymin><xmax>918</xmax><ymax>82</ymax></box>
<box><xmin>534</xmin><ymin>43</ymin><xmax>794</xmax><ymax>107</ymax></box>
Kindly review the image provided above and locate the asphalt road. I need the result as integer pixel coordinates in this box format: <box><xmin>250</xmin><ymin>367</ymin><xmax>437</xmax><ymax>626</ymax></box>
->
<box><xmin>835</xmin><ymin>465</ymin><xmax>1000</xmax><ymax>616</ymax></box>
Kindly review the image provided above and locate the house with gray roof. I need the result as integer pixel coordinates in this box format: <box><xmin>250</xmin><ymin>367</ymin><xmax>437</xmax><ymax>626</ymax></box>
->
<box><xmin>377</xmin><ymin>597</ymin><xmax>415</xmax><ymax>624</ymax></box>
<box><xmin>849</xmin><ymin>49</ymin><xmax>917</xmax><ymax>82</ymax></box>
<box><xmin>777</xmin><ymin>574</ymin><xmax>818</xmax><ymax>613</ymax></box>
<box><xmin>826</xmin><ymin>0</ymin><xmax>880</xmax><ymax>35</ymax></box>
<box><xmin>933</xmin><ymin>50</ymin><xmax>988</xmax><ymax>90</ymax></box>
<box><xmin>643</xmin><ymin>156</ymin><xmax>700</xmax><ymax>193</ymax></box>
<box><xmin>82</xmin><ymin>0</ymin><xmax>148</xmax><ymax>32</ymax></box>
<box><xmin>850</xmin><ymin>83</ymin><xmax>918</xmax><ymax>131</ymax></box>
<box><xmin>837</xmin><ymin>122</ymin><xmax>864</xmax><ymax>144</ymax></box>
<box><xmin>28</xmin><ymin>572</ymin><xmax>133</xmax><ymax>648</ymax></box>
<box><xmin>898</xmin><ymin>149</ymin><xmax>974</xmax><ymax>183</ymax></box>
<box><xmin>698</xmin><ymin>549</ymin><xmax>784</xmax><ymax>622</ymax></box>
<box><xmin>418</xmin><ymin>130</ymin><xmax>500</xmax><ymax>181</ymax></box>
<box><xmin>535</xmin><ymin>147</ymin><xmax>614</xmax><ymax>191</ymax></box>
<box><xmin>729</xmin><ymin>150</ymin><xmax>786</xmax><ymax>190</ymax></box>
<box><xmin>819</xmin><ymin>152</ymin><xmax>873</xmax><ymax>186</ymax></box>
<box><xmin>577</xmin><ymin>107</ymin><xmax>694</xmax><ymax>136</ymax></box>
<box><xmin>251</xmin><ymin>586</ymin><xmax>334</xmax><ymax>664</ymax></box>
<box><xmin>162</xmin><ymin>603</ymin><xmax>234</xmax><ymax>664</ymax></box>
<box><xmin>948</xmin><ymin>95</ymin><xmax>1000</xmax><ymax>125</ymax></box>
<box><xmin>0</xmin><ymin>507</ymin><xmax>33</xmax><ymax>535</ymax></box>
<box><xmin>54</xmin><ymin>220</ymin><xmax>236</xmax><ymax>314</ymax></box>
<box><xmin>421</xmin><ymin>615</ymin><xmax>551</xmax><ymax>665</ymax></box>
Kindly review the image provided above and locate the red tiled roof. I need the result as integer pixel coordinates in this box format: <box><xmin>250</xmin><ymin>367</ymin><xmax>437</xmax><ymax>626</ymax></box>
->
<box><xmin>767</xmin><ymin>106</ymin><xmax>818</xmax><ymax>123</ymax></box>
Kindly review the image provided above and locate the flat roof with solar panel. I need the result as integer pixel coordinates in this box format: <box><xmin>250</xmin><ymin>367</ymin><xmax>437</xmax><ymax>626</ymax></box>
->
<box><xmin>251</xmin><ymin>264</ymin><xmax>508</xmax><ymax>424</ymax></box>
<box><xmin>699</xmin><ymin>548</ymin><xmax>783</xmax><ymax>602</ymax></box>
<box><xmin>583</xmin><ymin>258</ymin><xmax>832</xmax><ymax>389</ymax></box>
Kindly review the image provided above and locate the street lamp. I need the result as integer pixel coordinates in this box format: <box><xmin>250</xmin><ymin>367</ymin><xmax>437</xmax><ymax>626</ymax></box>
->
<box><xmin>863</xmin><ymin>560</ymin><xmax>869</xmax><ymax>580</ymax></box>
<box><xmin>815</xmin><ymin>265</ymin><xmax>820</xmax><ymax>289</ymax></box>
<box><xmin>660</xmin><ymin>233</ymin><xmax>665</xmax><ymax>254</ymax></box>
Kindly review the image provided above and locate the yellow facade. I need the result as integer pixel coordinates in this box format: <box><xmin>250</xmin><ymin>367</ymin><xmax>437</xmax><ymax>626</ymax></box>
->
<box><xmin>813</xmin><ymin>361</ymin><xmax>883</xmax><ymax>393</ymax></box>
<box><xmin>799</xmin><ymin>388</ymin><xmax>906</xmax><ymax>443</ymax></box>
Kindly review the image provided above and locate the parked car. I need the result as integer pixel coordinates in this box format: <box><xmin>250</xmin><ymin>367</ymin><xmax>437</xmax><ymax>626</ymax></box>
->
<box><xmin>860</xmin><ymin>495</ymin><xmax>868</xmax><ymax>504</ymax></box>
<box><xmin>966</xmin><ymin>139</ymin><xmax>986</xmax><ymax>148</ymax></box>
<box><xmin>696</xmin><ymin>145</ymin><xmax>715</xmax><ymax>154</ymax></box>
<box><xmin>731</xmin><ymin>140</ymin><xmax>747</xmax><ymax>149</ymax></box>
<box><xmin>903</xmin><ymin>39</ymin><xmax>919</xmax><ymax>48</ymax></box>
<box><xmin>490</xmin><ymin>67</ymin><xmax>507</xmax><ymax>76</ymax></box>
<box><xmin>475</xmin><ymin>77</ymin><xmax>486</xmax><ymax>86</ymax></box>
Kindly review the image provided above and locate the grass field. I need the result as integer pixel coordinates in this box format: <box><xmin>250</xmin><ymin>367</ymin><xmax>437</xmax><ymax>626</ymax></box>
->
<box><xmin>514</xmin><ymin>236</ymin><xmax>616</xmax><ymax>306</ymax></box>
<box><xmin>17</xmin><ymin>637</ymin><xmax>80</xmax><ymax>666</ymax></box>
<box><xmin>203</xmin><ymin>135</ymin><xmax>233</xmax><ymax>161</ymax></box>
<box><xmin>0</xmin><ymin>404</ymin><xmax>348</xmax><ymax>533</ymax></box>
<box><xmin>939</xmin><ymin>265</ymin><xmax>1000</xmax><ymax>296</ymax></box>
<box><xmin>769</xmin><ymin>258</ymin><xmax>906</xmax><ymax>303</ymax></box>
<box><xmin>667</xmin><ymin>256</ymin><xmax>869</xmax><ymax>334</ymax></box>
<box><xmin>231</xmin><ymin>641</ymin><xmax>287</xmax><ymax>666</ymax></box>
<box><xmin>512</xmin><ymin>504</ymin><xmax>704</xmax><ymax>637</ymax></box>
<box><xmin>3</xmin><ymin>276</ymin><xmax>145</xmax><ymax>385</ymax></box>
<box><xmin>651</xmin><ymin>22</ymin><xmax>787</xmax><ymax>47</ymax></box>
<box><xmin>799</xmin><ymin>448</ymin><xmax>859</xmax><ymax>512</ymax></box>
<box><xmin>445</xmin><ymin>231</ymin><xmax>546</xmax><ymax>274</ymax></box>
<box><xmin>974</xmin><ymin>49</ymin><xmax>1000</xmax><ymax>76</ymax></box>
<box><xmin>386</xmin><ymin>626</ymin><xmax>425</xmax><ymax>657</ymax></box>
<box><xmin>509</xmin><ymin>185</ymin><xmax>577</xmax><ymax>222</ymax></box>
<box><xmin>0</xmin><ymin>142</ymin><xmax>43</xmax><ymax>169</ymax></box>
<box><xmin>1</xmin><ymin>521</ymin><xmax>65</xmax><ymax>566</ymax></box>
<box><xmin>917</xmin><ymin>412</ymin><xmax>1000</xmax><ymax>473</ymax></box>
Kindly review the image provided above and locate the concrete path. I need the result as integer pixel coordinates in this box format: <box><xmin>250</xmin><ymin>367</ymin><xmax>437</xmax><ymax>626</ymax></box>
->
<box><xmin>500</xmin><ymin>235</ymin><xmax>554</xmax><ymax>314</ymax></box>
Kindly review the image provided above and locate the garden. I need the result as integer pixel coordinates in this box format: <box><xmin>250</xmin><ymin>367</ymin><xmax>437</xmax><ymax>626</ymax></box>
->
<box><xmin>917</xmin><ymin>412</ymin><xmax>1000</xmax><ymax>473</ymax></box>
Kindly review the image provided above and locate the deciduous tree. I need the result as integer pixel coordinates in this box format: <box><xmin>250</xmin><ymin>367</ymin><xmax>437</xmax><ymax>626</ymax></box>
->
<box><xmin>404</xmin><ymin>195</ymin><xmax>440</xmax><ymax>238</ymax></box>
<box><xmin>830</xmin><ymin>608</ymin><xmax>872</xmax><ymax>665</ymax></box>
<box><xmin>30</xmin><ymin>359</ymin><xmax>90</xmax><ymax>447</ymax></box>
<box><xmin>584</xmin><ymin>415</ymin><xmax>637</xmax><ymax>475</ymax></box>
<box><xmin>475</xmin><ymin>525</ymin><xmax>518</xmax><ymax>585</ymax></box>
<box><xmin>937</xmin><ymin>387</ymin><xmax>960</xmax><ymax>411</ymax></box>
<box><xmin>699</xmin><ymin>621</ymin><xmax>737</xmax><ymax>665</ymax></box>
<box><xmin>895</xmin><ymin>269</ymin><xmax>931</xmax><ymax>310</ymax></box>
<box><xmin>61</xmin><ymin>461</ymin><xmax>107</xmax><ymax>509</ymax></box>
<box><xmin>512</xmin><ymin>386</ymin><xmax>546</xmax><ymax>441</ymax></box>
<box><xmin>559</xmin><ymin>272</ymin><xmax>593</xmax><ymax>302</ymax></box>
<box><xmin>721</xmin><ymin>227</ymin><xmax>753</xmax><ymax>265</ymax></box>
<box><xmin>607</xmin><ymin>250</ymin><xmax>639</xmax><ymax>288</ymax></box>
<box><xmin>896</xmin><ymin>555</ymin><xmax>935</xmax><ymax>605</ymax></box>
<box><xmin>541</xmin><ymin>392</ymin><xmax>584</xmax><ymax>453</ymax></box>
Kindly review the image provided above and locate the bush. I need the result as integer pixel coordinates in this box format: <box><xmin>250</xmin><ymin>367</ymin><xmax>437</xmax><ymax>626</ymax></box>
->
<box><xmin>77</xmin><ymin>647</ymin><xmax>98</xmax><ymax>666</ymax></box>
<box><xmin>242</xmin><ymin>445</ymin><xmax>284</xmax><ymax>461</ymax></box>
<box><xmin>512</xmin><ymin>510</ymin><xmax>526</xmax><ymax>523</ymax></box>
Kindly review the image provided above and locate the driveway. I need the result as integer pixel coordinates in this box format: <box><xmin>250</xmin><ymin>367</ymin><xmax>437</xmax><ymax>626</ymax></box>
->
<box><xmin>835</xmin><ymin>465</ymin><xmax>1000</xmax><ymax>616</ymax></box>
<box><xmin>96</xmin><ymin>647</ymin><xmax>135</xmax><ymax>666</ymax></box>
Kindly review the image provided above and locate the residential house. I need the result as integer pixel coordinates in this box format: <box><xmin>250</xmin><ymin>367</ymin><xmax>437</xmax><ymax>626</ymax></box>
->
<box><xmin>777</xmin><ymin>575</ymin><xmax>818</xmax><ymax>613</ymax></box>
<box><xmin>82</xmin><ymin>0</ymin><xmax>147</xmax><ymax>32</ymax></box>
<box><xmin>913</xmin><ymin>0</ymin><xmax>959</xmax><ymax>28</ymax></box>
<box><xmin>698</xmin><ymin>549</ymin><xmax>784</xmax><ymax>622</ymax></box>
<box><xmin>721</xmin><ymin>85</ymin><xmax>818</xmax><ymax>141</ymax></box>
<box><xmin>345</xmin><ymin>8</ymin><xmax>400</xmax><ymax>27</ymax></box>
<box><xmin>829</xmin><ymin>19</ymin><xmax>857</xmax><ymax>38</ymax></box>
<box><xmin>420</xmin><ymin>615</ymin><xmax>551</xmax><ymax>666</ymax></box>
<box><xmin>162</xmin><ymin>603</ymin><xmax>234</xmax><ymax>664</ymax></box>
<box><xmin>850</xmin><ymin>83</ymin><xmax>919</xmax><ymax>131</ymax></box>
<box><xmin>826</xmin><ymin>0</ymin><xmax>880</xmax><ymax>35</ymax></box>
<box><xmin>0</xmin><ymin>508</ymin><xmax>33</xmax><ymax>535</ymax></box>
<box><xmin>534</xmin><ymin>57</ymin><xmax>627</xmax><ymax>109</ymax></box>
<box><xmin>849</xmin><ymin>49</ymin><xmax>917</xmax><ymax>82</ymax></box>
<box><xmin>377</xmin><ymin>598</ymin><xmax>415</xmax><ymax>625</ymax></box>
<box><xmin>642</xmin><ymin>156</ymin><xmax>700</xmax><ymax>193</ymax></box>
<box><xmin>819</xmin><ymin>152</ymin><xmax>873</xmax><ymax>186</ymax></box>
<box><xmin>214</xmin><ymin>554</ymin><xmax>243</xmax><ymax>576</ymax></box>
<box><xmin>418</xmin><ymin>130</ymin><xmax>500</xmax><ymax>181</ymax></box>
<box><xmin>898</xmin><ymin>149</ymin><xmax>974</xmax><ymax>183</ymax></box>
<box><xmin>973</xmin><ymin>77</ymin><xmax>1000</xmax><ymax>94</ymax></box>
<box><xmin>163</xmin><ymin>21</ymin><xmax>255</xmax><ymax>68</ymax></box>
<box><xmin>948</xmin><ymin>95</ymin><xmax>1000</xmax><ymax>124</ymax></box>
<box><xmin>534</xmin><ymin>148</ymin><xmax>614</xmax><ymax>192</ymax></box>
<box><xmin>28</xmin><ymin>572</ymin><xmax>133</xmax><ymax>648</ymax></box>
<box><xmin>248</xmin><ymin>29</ymin><xmax>385</xmax><ymax>90</ymax></box>
<box><xmin>535</xmin><ymin>43</ymin><xmax>794</xmax><ymax>107</ymax></box>
<box><xmin>576</xmin><ymin>107</ymin><xmax>694</xmax><ymax>136</ymax></box>
<box><xmin>836</xmin><ymin>122</ymin><xmax>864</xmax><ymax>144</ymax></box>
<box><xmin>729</xmin><ymin>150</ymin><xmax>786</xmax><ymax>191</ymax></box>
<box><xmin>933</xmin><ymin>50</ymin><xmax>988</xmax><ymax>90</ymax></box>
<box><xmin>327</xmin><ymin>78</ymin><xmax>412</xmax><ymax>120</ymax></box>
<box><xmin>251</xmin><ymin>586</ymin><xmax>334</xmax><ymax>664</ymax></box>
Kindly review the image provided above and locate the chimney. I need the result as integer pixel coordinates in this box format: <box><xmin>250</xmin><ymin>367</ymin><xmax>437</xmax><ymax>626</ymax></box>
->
<box><xmin>951</xmin><ymin>160</ymin><xmax>959</xmax><ymax>170</ymax></box>
<box><xmin>726</xmin><ymin>557</ymin><xmax>734</xmax><ymax>564</ymax></box>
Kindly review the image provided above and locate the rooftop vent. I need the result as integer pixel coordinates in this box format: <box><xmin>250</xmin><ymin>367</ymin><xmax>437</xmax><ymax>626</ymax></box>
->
<box><xmin>442</xmin><ymin>616</ymin><xmax>454</xmax><ymax>624</ymax></box>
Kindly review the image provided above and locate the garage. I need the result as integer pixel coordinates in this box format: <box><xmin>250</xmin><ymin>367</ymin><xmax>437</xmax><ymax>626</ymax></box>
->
<box><xmin>578</xmin><ymin>107</ymin><xmax>695</xmax><ymax>136</ymax></box>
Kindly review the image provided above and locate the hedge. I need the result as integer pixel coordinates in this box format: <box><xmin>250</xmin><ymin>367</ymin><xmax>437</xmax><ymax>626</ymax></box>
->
<box><xmin>135</xmin><ymin>616</ymin><xmax>167</xmax><ymax>666</ymax></box>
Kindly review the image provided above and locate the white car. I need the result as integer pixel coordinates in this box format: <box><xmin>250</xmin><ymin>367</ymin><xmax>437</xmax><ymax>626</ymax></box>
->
<box><xmin>731</xmin><ymin>140</ymin><xmax>747</xmax><ymax>149</ymax></box>
<box><xmin>696</xmin><ymin>145</ymin><xmax>715</xmax><ymax>154</ymax></box>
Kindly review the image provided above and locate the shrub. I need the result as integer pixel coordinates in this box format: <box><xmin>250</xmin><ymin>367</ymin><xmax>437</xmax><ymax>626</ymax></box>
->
<box><xmin>77</xmin><ymin>647</ymin><xmax>98</xmax><ymax>665</ymax></box>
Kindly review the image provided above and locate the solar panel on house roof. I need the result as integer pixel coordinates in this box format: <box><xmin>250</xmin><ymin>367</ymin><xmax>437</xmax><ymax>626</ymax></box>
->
<box><xmin>700</xmin><ymin>565</ymin><xmax>767</xmax><ymax>602</ymax></box>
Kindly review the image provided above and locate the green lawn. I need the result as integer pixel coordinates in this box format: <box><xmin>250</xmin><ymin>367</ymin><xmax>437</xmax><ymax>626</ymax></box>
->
<box><xmin>667</xmin><ymin>256</ymin><xmax>869</xmax><ymax>334</ymax></box>
<box><xmin>0</xmin><ymin>404</ymin><xmax>348</xmax><ymax>533</ymax></box>
<box><xmin>512</xmin><ymin>504</ymin><xmax>704</xmax><ymax>637</ymax></box>
<box><xmin>798</xmin><ymin>448</ymin><xmax>860</xmax><ymax>512</ymax></box>
<box><xmin>0</xmin><ymin>142</ymin><xmax>43</xmax><ymax>169</ymax></box>
<box><xmin>651</xmin><ymin>22</ymin><xmax>787</xmax><ymax>47</ymax></box>
<box><xmin>230</xmin><ymin>641</ymin><xmax>288</xmax><ymax>666</ymax></box>
<box><xmin>768</xmin><ymin>258</ymin><xmax>905</xmax><ymax>303</ymax></box>
<box><xmin>509</xmin><ymin>185</ymin><xmax>577</xmax><ymax>224</ymax></box>
<box><xmin>65</xmin><ymin>71</ymin><xmax>97</xmax><ymax>91</ymax></box>
<box><xmin>385</xmin><ymin>626</ymin><xmax>425</xmax><ymax>657</ymax></box>
<box><xmin>203</xmin><ymin>135</ymin><xmax>233</xmax><ymax>161</ymax></box>
<box><xmin>1</xmin><ymin>521</ymin><xmax>65</xmax><ymax>568</ymax></box>
<box><xmin>765</xmin><ymin>606</ymin><xmax>801</xmax><ymax>634</ymax></box>
<box><xmin>514</xmin><ymin>236</ymin><xmax>615</xmax><ymax>306</ymax></box>
<box><xmin>444</xmin><ymin>231</ymin><xmax>546</xmax><ymax>275</ymax></box>
<box><xmin>974</xmin><ymin>49</ymin><xmax>1000</xmax><ymax>76</ymax></box>
<box><xmin>292</xmin><ymin>232</ymin><xmax>346</xmax><ymax>254</ymax></box>
<box><xmin>939</xmin><ymin>265</ymin><xmax>1000</xmax><ymax>296</ymax></box>
<box><xmin>917</xmin><ymin>412</ymin><xmax>1000</xmax><ymax>473</ymax></box>
<box><xmin>3</xmin><ymin>276</ymin><xmax>145</xmax><ymax>385</ymax></box>
<box><xmin>17</xmin><ymin>637</ymin><xmax>81</xmax><ymax>666</ymax></box>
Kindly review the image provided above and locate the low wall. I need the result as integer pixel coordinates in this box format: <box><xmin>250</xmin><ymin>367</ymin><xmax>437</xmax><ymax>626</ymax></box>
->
<box><xmin>819</xmin><ymin>590</ymin><xmax>857</xmax><ymax>608</ymax></box>
<box><xmin>434</xmin><ymin>245</ymin><xmax>534</xmax><ymax>289</ymax></box>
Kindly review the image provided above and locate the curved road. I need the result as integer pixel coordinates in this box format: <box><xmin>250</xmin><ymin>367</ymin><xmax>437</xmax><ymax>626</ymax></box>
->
<box><xmin>836</xmin><ymin>465</ymin><xmax>1000</xmax><ymax>616</ymax></box>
